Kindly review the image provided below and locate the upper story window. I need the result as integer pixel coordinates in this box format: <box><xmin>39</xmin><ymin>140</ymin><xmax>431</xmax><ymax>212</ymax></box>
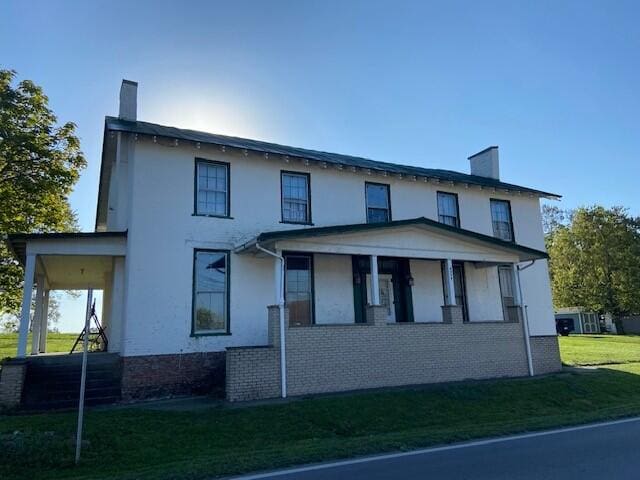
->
<box><xmin>281</xmin><ymin>171</ymin><xmax>311</xmax><ymax>224</ymax></box>
<box><xmin>490</xmin><ymin>199</ymin><xmax>514</xmax><ymax>241</ymax></box>
<box><xmin>365</xmin><ymin>182</ymin><xmax>391</xmax><ymax>223</ymax></box>
<box><xmin>192</xmin><ymin>249</ymin><xmax>229</xmax><ymax>335</ymax></box>
<box><xmin>437</xmin><ymin>192</ymin><xmax>460</xmax><ymax>227</ymax></box>
<box><xmin>195</xmin><ymin>159</ymin><xmax>230</xmax><ymax>217</ymax></box>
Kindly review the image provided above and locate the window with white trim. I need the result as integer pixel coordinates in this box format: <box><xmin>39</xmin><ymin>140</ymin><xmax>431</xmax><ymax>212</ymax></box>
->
<box><xmin>437</xmin><ymin>192</ymin><xmax>460</xmax><ymax>227</ymax></box>
<box><xmin>281</xmin><ymin>172</ymin><xmax>311</xmax><ymax>224</ymax></box>
<box><xmin>195</xmin><ymin>159</ymin><xmax>229</xmax><ymax>216</ymax></box>
<box><xmin>490</xmin><ymin>199</ymin><xmax>514</xmax><ymax>241</ymax></box>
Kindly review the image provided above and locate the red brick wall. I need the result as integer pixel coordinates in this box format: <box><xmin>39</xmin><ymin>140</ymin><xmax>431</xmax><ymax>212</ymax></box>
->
<box><xmin>121</xmin><ymin>352</ymin><xmax>225</xmax><ymax>401</ymax></box>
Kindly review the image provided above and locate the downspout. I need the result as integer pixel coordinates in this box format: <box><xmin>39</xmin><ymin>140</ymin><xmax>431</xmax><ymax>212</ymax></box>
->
<box><xmin>516</xmin><ymin>260</ymin><xmax>536</xmax><ymax>376</ymax></box>
<box><xmin>255</xmin><ymin>242</ymin><xmax>287</xmax><ymax>398</ymax></box>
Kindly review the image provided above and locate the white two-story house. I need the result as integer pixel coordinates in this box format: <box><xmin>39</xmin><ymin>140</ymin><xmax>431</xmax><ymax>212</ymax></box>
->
<box><xmin>3</xmin><ymin>80</ymin><xmax>561</xmax><ymax>406</ymax></box>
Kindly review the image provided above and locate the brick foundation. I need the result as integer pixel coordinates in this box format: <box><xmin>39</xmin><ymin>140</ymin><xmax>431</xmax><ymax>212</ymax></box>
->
<box><xmin>121</xmin><ymin>352</ymin><xmax>225</xmax><ymax>401</ymax></box>
<box><xmin>0</xmin><ymin>359</ymin><xmax>27</xmax><ymax>410</ymax></box>
<box><xmin>530</xmin><ymin>335</ymin><xmax>562</xmax><ymax>374</ymax></box>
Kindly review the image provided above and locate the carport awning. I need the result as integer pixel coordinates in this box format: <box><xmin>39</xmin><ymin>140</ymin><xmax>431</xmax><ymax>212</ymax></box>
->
<box><xmin>235</xmin><ymin>217</ymin><xmax>548</xmax><ymax>263</ymax></box>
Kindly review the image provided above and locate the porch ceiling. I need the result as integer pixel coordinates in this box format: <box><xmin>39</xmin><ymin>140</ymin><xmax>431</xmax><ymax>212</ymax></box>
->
<box><xmin>38</xmin><ymin>255</ymin><xmax>114</xmax><ymax>290</ymax></box>
<box><xmin>235</xmin><ymin>217</ymin><xmax>548</xmax><ymax>263</ymax></box>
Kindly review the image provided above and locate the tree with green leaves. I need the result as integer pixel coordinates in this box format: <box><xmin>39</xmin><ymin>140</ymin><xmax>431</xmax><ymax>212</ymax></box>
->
<box><xmin>545</xmin><ymin>205</ymin><xmax>640</xmax><ymax>332</ymax></box>
<box><xmin>0</xmin><ymin>69</ymin><xmax>86</xmax><ymax>319</ymax></box>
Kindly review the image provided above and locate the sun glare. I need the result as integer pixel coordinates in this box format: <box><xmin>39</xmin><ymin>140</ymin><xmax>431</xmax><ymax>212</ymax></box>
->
<box><xmin>141</xmin><ymin>86</ymin><xmax>267</xmax><ymax>140</ymax></box>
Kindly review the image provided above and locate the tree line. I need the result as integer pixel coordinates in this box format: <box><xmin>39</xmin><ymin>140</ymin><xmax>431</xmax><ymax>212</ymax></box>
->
<box><xmin>544</xmin><ymin>204</ymin><xmax>640</xmax><ymax>331</ymax></box>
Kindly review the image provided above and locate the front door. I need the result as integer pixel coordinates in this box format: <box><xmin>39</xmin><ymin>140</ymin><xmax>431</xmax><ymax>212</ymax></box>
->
<box><xmin>352</xmin><ymin>256</ymin><xmax>413</xmax><ymax>323</ymax></box>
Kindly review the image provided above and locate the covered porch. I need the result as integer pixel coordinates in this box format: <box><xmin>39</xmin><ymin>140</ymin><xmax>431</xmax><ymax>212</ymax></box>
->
<box><xmin>236</xmin><ymin>217</ymin><xmax>547</xmax><ymax>326</ymax></box>
<box><xmin>6</xmin><ymin>231</ymin><xmax>127</xmax><ymax>358</ymax></box>
<box><xmin>227</xmin><ymin>217</ymin><xmax>549</xmax><ymax>401</ymax></box>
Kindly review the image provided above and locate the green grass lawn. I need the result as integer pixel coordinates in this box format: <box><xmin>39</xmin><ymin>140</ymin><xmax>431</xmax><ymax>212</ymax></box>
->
<box><xmin>0</xmin><ymin>333</ymin><xmax>77</xmax><ymax>360</ymax></box>
<box><xmin>2</xmin><ymin>333</ymin><xmax>640</xmax><ymax>479</ymax></box>
<box><xmin>559</xmin><ymin>334</ymin><xmax>640</xmax><ymax>366</ymax></box>
<box><xmin>4</xmin><ymin>367</ymin><xmax>640</xmax><ymax>480</ymax></box>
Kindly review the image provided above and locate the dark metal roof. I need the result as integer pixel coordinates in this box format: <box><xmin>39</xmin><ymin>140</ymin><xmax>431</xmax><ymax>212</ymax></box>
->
<box><xmin>6</xmin><ymin>231</ymin><xmax>127</xmax><ymax>266</ymax></box>
<box><xmin>105</xmin><ymin>116</ymin><xmax>560</xmax><ymax>198</ymax></box>
<box><xmin>237</xmin><ymin>217</ymin><xmax>548</xmax><ymax>261</ymax></box>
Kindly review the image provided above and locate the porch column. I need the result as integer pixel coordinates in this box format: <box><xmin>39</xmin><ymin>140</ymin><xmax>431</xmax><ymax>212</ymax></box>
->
<box><xmin>39</xmin><ymin>289</ymin><xmax>50</xmax><ymax>353</ymax></box>
<box><xmin>370</xmin><ymin>255</ymin><xmax>380</xmax><ymax>306</ymax></box>
<box><xmin>17</xmin><ymin>254</ymin><xmax>36</xmax><ymax>358</ymax></box>
<box><xmin>444</xmin><ymin>258</ymin><xmax>456</xmax><ymax>305</ymax></box>
<box><xmin>30</xmin><ymin>274</ymin><xmax>46</xmax><ymax>355</ymax></box>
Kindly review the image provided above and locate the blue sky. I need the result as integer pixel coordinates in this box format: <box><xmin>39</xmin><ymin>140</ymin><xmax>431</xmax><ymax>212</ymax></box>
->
<box><xmin>2</xmin><ymin>0</ymin><xmax>639</xmax><ymax>332</ymax></box>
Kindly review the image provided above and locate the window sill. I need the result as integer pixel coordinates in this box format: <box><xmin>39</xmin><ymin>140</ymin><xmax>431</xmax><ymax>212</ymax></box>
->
<box><xmin>280</xmin><ymin>221</ymin><xmax>314</xmax><ymax>226</ymax></box>
<box><xmin>191</xmin><ymin>331</ymin><xmax>232</xmax><ymax>337</ymax></box>
<box><xmin>192</xmin><ymin>214</ymin><xmax>234</xmax><ymax>220</ymax></box>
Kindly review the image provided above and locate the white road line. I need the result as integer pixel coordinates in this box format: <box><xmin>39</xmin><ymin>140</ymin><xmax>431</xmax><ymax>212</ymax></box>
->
<box><xmin>228</xmin><ymin>416</ymin><xmax>640</xmax><ymax>479</ymax></box>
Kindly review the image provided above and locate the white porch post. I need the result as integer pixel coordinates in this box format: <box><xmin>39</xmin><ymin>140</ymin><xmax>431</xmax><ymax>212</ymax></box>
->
<box><xmin>370</xmin><ymin>255</ymin><xmax>380</xmax><ymax>306</ymax></box>
<box><xmin>39</xmin><ymin>289</ymin><xmax>50</xmax><ymax>353</ymax></box>
<box><xmin>30</xmin><ymin>274</ymin><xmax>46</xmax><ymax>355</ymax></box>
<box><xmin>17</xmin><ymin>254</ymin><xmax>36</xmax><ymax>358</ymax></box>
<box><xmin>445</xmin><ymin>258</ymin><xmax>456</xmax><ymax>305</ymax></box>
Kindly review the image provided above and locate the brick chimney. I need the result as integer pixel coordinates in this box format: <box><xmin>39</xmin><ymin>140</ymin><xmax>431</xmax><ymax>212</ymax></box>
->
<box><xmin>468</xmin><ymin>146</ymin><xmax>499</xmax><ymax>180</ymax></box>
<box><xmin>119</xmin><ymin>79</ymin><xmax>137</xmax><ymax>121</ymax></box>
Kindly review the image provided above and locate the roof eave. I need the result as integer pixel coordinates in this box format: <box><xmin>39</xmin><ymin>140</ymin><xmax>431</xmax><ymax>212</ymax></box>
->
<box><xmin>104</xmin><ymin>117</ymin><xmax>561</xmax><ymax>199</ymax></box>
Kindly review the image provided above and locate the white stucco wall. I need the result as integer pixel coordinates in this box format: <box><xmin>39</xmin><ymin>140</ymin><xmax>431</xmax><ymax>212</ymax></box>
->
<box><xmin>410</xmin><ymin>260</ymin><xmax>445</xmax><ymax>322</ymax></box>
<box><xmin>464</xmin><ymin>264</ymin><xmax>505</xmax><ymax>322</ymax></box>
<box><xmin>313</xmin><ymin>254</ymin><xmax>355</xmax><ymax>324</ymax></box>
<box><xmin>114</xmin><ymin>136</ymin><xmax>556</xmax><ymax>356</ymax></box>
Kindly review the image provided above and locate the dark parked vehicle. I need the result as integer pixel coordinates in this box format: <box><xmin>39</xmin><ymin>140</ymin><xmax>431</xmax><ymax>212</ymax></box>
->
<box><xmin>556</xmin><ymin>317</ymin><xmax>575</xmax><ymax>336</ymax></box>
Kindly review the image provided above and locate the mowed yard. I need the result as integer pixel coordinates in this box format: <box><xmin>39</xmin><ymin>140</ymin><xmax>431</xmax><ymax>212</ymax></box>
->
<box><xmin>0</xmin><ymin>333</ymin><xmax>77</xmax><ymax>360</ymax></box>
<box><xmin>2</xmin><ymin>334</ymin><xmax>640</xmax><ymax>480</ymax></box>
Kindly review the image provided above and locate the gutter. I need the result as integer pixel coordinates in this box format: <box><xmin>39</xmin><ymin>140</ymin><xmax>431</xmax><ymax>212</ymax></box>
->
<box><xmin>255</xmin><ymin>242</ymin><xmax>287</xmax><ymax>398</ymax></box>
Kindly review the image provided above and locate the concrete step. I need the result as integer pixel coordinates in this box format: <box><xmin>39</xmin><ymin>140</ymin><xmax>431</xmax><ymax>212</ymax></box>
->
<box><xmin>22</xmin><ymin>353</ymin><xmax>122</xmax><ymax>410</ymax></box>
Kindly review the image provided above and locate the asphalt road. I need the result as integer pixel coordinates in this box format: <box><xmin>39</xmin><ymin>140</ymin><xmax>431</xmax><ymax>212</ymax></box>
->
<box><xmin>231</xmin><ymin>417</ymin><xmax>640</xmax><ymax>480</ymax></box>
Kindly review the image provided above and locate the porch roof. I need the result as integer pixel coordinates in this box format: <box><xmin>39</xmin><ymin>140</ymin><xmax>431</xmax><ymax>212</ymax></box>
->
<box><xmin>235</xmin><ymin>217</ymin><xmax>548</xmax><ymax>262</ymax></box>
<box><xmin>6</xmin><ymin>231</ymin><xmax>127</xmax><ymax>266</ymax></box>
<box><xmin>6</xmin><ymin>231</ymin><xmax>127</xmax><ymax>290</ymax></box>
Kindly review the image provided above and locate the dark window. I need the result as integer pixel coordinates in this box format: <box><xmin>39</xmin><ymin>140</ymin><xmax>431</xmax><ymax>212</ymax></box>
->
<box><xmin>281</xmin><ymin>172</ymin><xmax>311</xmax><ymax>224</ymax></box>
<box><xmin>490</xmin><ymin>199</ymin><xmax>514</xmax><ymax>241</ymax></box>
<box><xmin>192</xmin><ymin>250</ymin><xmax>229</xmax><ymax>334</ymax></box>
<box><xmin>441</xmin><ymin>261</ymin><xmax>469</xmax><ymax>322</ymax></box>
<box><xmin>437</xmin><ymin>192</ymin><xmax>460</xmax><ymax>227</ymax></box>
<box><xmin>195</xmin><ymin>159</ymin><xmax>229</xmax><ymax>216</ymax></box>
<box><xmin>498</xmin><ymin>265</ymin><xmax>518</xmax><ymax>322</ymax></box>
<box><xmin>365</xmin><ymin>182</ymin><xmax>391</xmax><ymax>223</ymax></box>
<box><xmin>285</xmin><ymin>254</ymin><xmax>314</xmax><ymax>326</ymax></box>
